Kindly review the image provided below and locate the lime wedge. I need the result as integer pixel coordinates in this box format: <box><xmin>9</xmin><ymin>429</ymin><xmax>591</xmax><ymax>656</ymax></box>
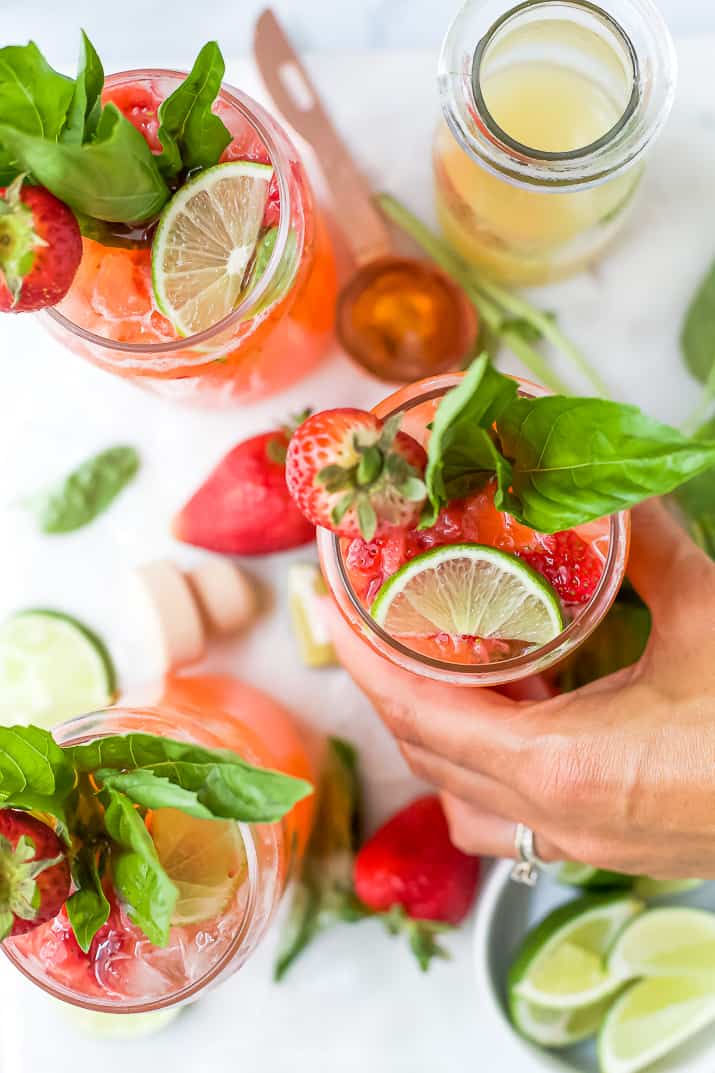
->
<box><xmin>608</xmin><ymin>907</ymin><xmax>715</xmax><ymax>981</ymax></box>
<box><xmin>511</xmin><ymin>992</ymin><xmax>615</xmax><ymax>1048</ymax></box>
<box><xmin>632</xmin><ymin>877</ymin><xmax>704</xmax><ymax>899</ymax></box>
<box><xmin>151</xmin><ymin>808</ymin><xmax>248</xmax><ymax>926</ymax></box>
<box><xmin>598</xmin><ymin>976</ymin><xmax>715</xmax><ymax>1073</ymax></box>
<box><xmin>0</xmin><ymin>610</ymin><xmax>116</xmax><ymax>728</ymax></box>
<box><xmin>371</xmin><ymin>544</ymin><xmax>564</xmax><ymax>645</ymax></box>
<box><xmin>553</xmin><ymin>862</ymin><xmax>634</xmax><ymax>890</ymax></box>
<box><xmin>152</xmin><ymin>160</ymin><xmax>273</xmax><ymax>336</ymax></box>
<box><xmin>289</xmin><ymin>563</ymin><xmax>338</xmax><ymax>668</ymax></box>
<box><xmin>509</xmin><ymin>895</ymin><xmax>644</xmax><ymax>1011</ymax></box>
<box><xmin>56</xmin><ymin>1003</ymin><xmax>180</xmax><ymax>1039</ymax></box>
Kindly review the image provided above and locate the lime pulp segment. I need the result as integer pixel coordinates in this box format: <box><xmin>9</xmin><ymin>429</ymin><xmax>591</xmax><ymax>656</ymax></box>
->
<box><xmin>511</xmin><ymin>992</ymin><xmax>616</xmax><ymax>1048</ymax></box>
<box><xmin>0</xmin><ymin>610</ymin><xmax>116</xmax><ymax>729</ymax></box>
<box><xmin>608</xmin><ymin>907</ymin><xmax>715</xmax><ymax>981</ymax></box>
<box><xmin>371</xmin><ymin>543</ymin><xmax>564</xmax><ymax>646</ymax></box>
<box><xmin>152</xmin><ymin>160</ymin><xmax>273</xmax><ymax>337</ymax></box>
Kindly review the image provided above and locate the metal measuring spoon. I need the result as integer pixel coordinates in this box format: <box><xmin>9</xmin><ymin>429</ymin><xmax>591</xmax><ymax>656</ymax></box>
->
<box><xmin>253</xmin><ymin>9</ymin><xmax>477</xmax><ymax>382</ymax></box>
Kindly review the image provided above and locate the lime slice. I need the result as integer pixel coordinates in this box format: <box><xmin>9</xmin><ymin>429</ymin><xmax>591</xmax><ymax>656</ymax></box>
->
<box><xmin>553</xmin><ymin>862</ymin><xmax>634</xmax><ymax>890</ymax></box>
<box><xmin>371</xmin><ymin>544</ymin><xmax>564</xmax><ymax>645</ymax></box>
<box><xmin>0</xmin><ymin>610</ymin><xmax>116</xmax><ymax>729</ymax></box>
<box><xmin>632</xmin><ymin>877</ymin><xmax>704</xmax><ymax>899</ymax></box>
<box><xmin>152</xmin><ymin>160</ymin><xmax>273</xmax><ymax>336</ymax></box>
<box><xmin>509</xmin><ymin>895</ymin><xmax>644</xmax><ymax>1011</ymax></box>
<box><xmin>151</xmin><ymin>808</ymin><xmax>248</xmax><ymax>926</ymax></box>
<box><xmin>511</xmin><ymin>992</ymin><xmax>615</xmax><ymax>1048</ymax></box>
<box><xmin>598</xmin><ymin>976</ymin><xmax>715</xmax><ymax>1073</ymax></box>
<box><xmin>289</xmin><ymin>563</ymin><xmax>338</xmax><ymax>668</ymax></box>
<box><xmin>56</xmin><ymin>1003</ymin><xmax>180</xmax><ymax>1039</ymax></box>
<box><xmin>608</xmin><ymin>907</ymin><xmax>715</xmax><ymax>980</ymax></box>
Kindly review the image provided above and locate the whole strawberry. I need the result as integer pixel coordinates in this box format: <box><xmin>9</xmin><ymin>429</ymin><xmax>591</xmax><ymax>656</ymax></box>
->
<box><xmin>286</xmin><ymin>408</ymin><xmax>427</xmax><ymax>542</ymax></box>
<box><xmin>354</xmin><ymin>795</ymin><xmax>480</xmax><ymax>969</ymax></box>
<box><xmin>0</xmin><ymin>810</ymin><xmax>71</xmax><ymax>938</ymax></box>
<box><xmin>0</xmin><ymin>176</ymin><xmax>82</xmax><ymax>312</ymax></box>
<box><xmin>173</xmin><ymin>418</ymin><xmax>315</xmax><ymax>555</ymax></box>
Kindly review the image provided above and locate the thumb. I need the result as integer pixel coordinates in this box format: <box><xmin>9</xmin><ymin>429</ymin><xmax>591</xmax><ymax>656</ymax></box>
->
<box><xmin>626</xmin><ymin>497</ymin><xmax>711</xmax><ymax>622</ymax></box>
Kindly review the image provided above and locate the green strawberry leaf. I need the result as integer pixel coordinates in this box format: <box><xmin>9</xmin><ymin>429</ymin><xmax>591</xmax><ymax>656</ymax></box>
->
<box><xmin>274</xmin><ymin>738</ymin><xmax>367</xmax><ymax>981</ymax></box>
<box><xmin>155</xmin><ymin>41</ymin><xmax>231</xmax><ymax>177</ymax></box>
<box><xmin>66</xmin><ymin>844</ymin><xmax>110</xmax><ymax>953</ymax></box>
<box><xmin>495</xmin><ymin>396</ymin><xmax>715</xmax><ymax>532</ymax></box>
<box><xmin>28</xmin><ymin>445</ymin><xmax>140</xmax><ymax>534</ymax></box>
<box><xmin>61</xmin><ymin>31</ymin><xmax>104</xmax><ymax>145</ymax></box>
<box><xmin>0</xmin><ymin>725</ymin><xmax>74</xmax><ymax>826</ymax></box>
<box><xmin>69</xmin><ymin>733</ymin><xmax>313</xmax><ymax>823</ymax></box>
<box><xmin>103</xmin><ymin>788</ymin><xmax>177</xmax><ymax>947</ymax></box>
<box><xmin>0</xmin><ymin>42</ymin><xmax>74</xmax><ymax>182</ymax></box>
<box><xmin>0</xmin><ymin>103</ymin><xmax>169</xmax><ymax>223</ymax></box>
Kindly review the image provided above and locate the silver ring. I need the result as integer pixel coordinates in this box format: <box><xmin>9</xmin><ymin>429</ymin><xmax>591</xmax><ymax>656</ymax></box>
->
<box><xmin>510</xmin><ymin>823</ymin><xmax>546</xmax><ymax>887</ymax></box>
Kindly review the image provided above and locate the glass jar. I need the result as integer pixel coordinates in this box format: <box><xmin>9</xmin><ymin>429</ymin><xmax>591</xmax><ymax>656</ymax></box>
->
<box><xmin>3</xmin><ymin>677</ymin><xmax>316</xmax><ymax>1012</ymax></box>
<box><xmin>434</xmin><ymin>0</ymin><xmax>677</xmax><ymax>285</ymax></box>
<box><xmin>317</xmin><ymin>374</ymin><xmax>630</xmax><ymax>687</ymax></box>
<box><xmin>42</xmin><ymin>70</ymin><xmax>337</xmax><ymax>407</ymax></box>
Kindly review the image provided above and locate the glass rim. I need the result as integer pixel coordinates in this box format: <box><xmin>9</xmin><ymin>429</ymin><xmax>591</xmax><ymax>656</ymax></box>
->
<box><xmin>317</xmin><ymin>373</ymin><xmax>630</xmax><ymax>687</ymax></box>
<box><xmin>2</xmin><ymin>706</ymin><xmax>275</xmax><ymax>1014</ymax></box>
<box><xmin>44</xmin><ymin>67</ymin><xmax>293</xmax><ymax>356</ymax></box>
<box><xmin>438</xmin><ymin>0</ymin><xmax>678</xmax><ymax>189</ymax></box>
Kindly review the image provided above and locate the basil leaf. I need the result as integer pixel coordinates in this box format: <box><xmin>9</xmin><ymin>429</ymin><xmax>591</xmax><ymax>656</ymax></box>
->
<box><xmin>61</xmin><ymin>31</ymin><xmax>103</xmax><ymax>145</ymax></box>
<box><xmin>65</xmin><ymin>845</ymin><xmax>110</xmax><ymax>953</ymax></box>
<box><xmin>70</xmin><ymin>733</ymin><xmax>313</xmax><ymax>823</ymax></box>
<box><xmin>275</xmin><ymin>738</ymin><xmax>367</xmax><ymax>981</ymax></box>
<box><xmin>156</xmin><ymin>41</ymin><xmax>231</xmax><ymax>177</ymax></box>
<box><xmin>0</xmin><ymin>725</ymin><xmax>74</xmax><ymax>826</ymax></box>
<box><xmin>672</xmin><ymin>416</ymin><xmax>715</xmax><ymax>559</ymax></box>
<box><xmin>96</xmin><ymin>769</ymin><xmax>214</xmax><ymax>819</ymax></box>
<box><xmin>681</xmin><ymin>259</ymin><xmax>715</xmax><ymax>386</ymax></box>
<box><xmin>30</xmin><ymin>445</ymin><xmax>139</xmax><ymax>534</ymax></box>
<box><xmin>0</xmin><ymin>42</ymin><xmax>74</xmax><ymax>182</ymax></box>
<box><xmin>422</xmin><ymin>354</ymin><xmax>517</xmax><ymax>526</ymax></box>
<box><xmin>0</xmin><ymin>104</ymin><xmax>169</xmax><ymax>223</ymax></box>
<box><xmin>103</xmin><ymin>788</ymin><xmax>177</xmax><ymax>947</ymax></box>
<box><xmin>495</xmin><ymin>396</ymin><xmax>715</xmax><ymax>532</ymax></box>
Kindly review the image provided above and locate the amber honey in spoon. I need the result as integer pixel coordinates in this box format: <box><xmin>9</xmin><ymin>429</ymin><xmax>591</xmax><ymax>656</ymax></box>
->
<box><xmin>253</xmin><ymin>10</ymin><xmax>478</xmax><ymax>382</ymax></box>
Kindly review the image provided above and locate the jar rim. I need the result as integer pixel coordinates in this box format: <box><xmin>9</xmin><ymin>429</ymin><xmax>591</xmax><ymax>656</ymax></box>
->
<box><xmin>2</xmin><ymin>706</ymin><xmax>273</xmax><ymax>1013</ymax></box>
<box><xmin>438</xmin><ymin>0</ymin><xmax>677</xmax><ymax>189</ymax></box>
<box><xmin>45</xmin><ymin>68</ymin><xmax>294</xmax><ymax>355</ymax></box>
<box><xmin>317</xmin><ymin>373</ymin><xmax>630</xmax><ymax>687</ymax></box>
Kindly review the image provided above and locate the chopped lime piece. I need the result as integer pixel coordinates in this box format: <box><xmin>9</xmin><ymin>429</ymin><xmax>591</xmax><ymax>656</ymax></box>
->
<box><xmin>0</xmin><ymin>610</ymin><xmax>116</xmax><ymax>728</ymax></box>
<box><xmin>608</xmin><ymin>907</ymin><xmax>715</xmax><ymax>980</ymax></box>
<box><xmin>151</xmin><ymin>808</ymin><xmax>247</xmax><ymax>926</ymax></box>
<box><xmin>289</xmin><ymin>563</ymin><xmax>338</xmax><ymax>668</ymax></box>
<box><xmin>509</xmin><ymin>895</ymin><xmax>643</xmax><ymax>1011</ymax></box>
<box><xmin>56</xmin><ymin>1003</ymin><xmax>180</xmax><ymax>1039</ymax></box>
<box><xmin>598</xmin><ymin>976</ymin><xmax>715</xmax><ymax>1073</ymax></box>
<box><xmin>511</xmin><ymin>992</ymin><xmax>615</xmax><ymax>1048</ymax></box>
<box><xmin>632</xmin><ymin>877</ymin><xmax>704</xmax><ymax>899</ymax></box>
<box><xmin>152</xmin><ymin>160</ymin><xmax>273</xmax><ymax>336</ymax></box>
<box><xmin>553</xmin><ymin>862</ymin><xmax>634</xmax><ymax>890</ymax></box>
<box><xmin>371</xmin><ymin>543</ymin><xmax>564</xmax><ymax>646</ymax></box>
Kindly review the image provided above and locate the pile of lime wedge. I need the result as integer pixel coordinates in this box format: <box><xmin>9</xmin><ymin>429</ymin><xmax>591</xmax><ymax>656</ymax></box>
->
<box><xmin>508</xmin><ymin>878</ymin><xmax>715</xmax><ymax>1073</ymax></box>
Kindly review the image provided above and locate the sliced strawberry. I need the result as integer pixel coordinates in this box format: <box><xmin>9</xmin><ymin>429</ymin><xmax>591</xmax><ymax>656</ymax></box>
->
<box><xmin>286</xmin><ymin>408</ymin><xmax>427</xmax><ymax>542</ymax></box>
<box><xmin>173</xmin><ymin>420</ymin><xmax>315</xmax><ymax>555</ymax></box>
<box><xmin>0</xmin><ymin>177</ymin><xmax>82</xmax><ymax>313</ymax></box>
<box><xmin>354</xmin><ymin>795</ymin><xmax>480</xmax><ymax>970</ymax></box>
<box><xmin>522</xmin><ymin>530</ymin><xmax>604</xmax><ymax>605</ymax></box>
<box><xmin>0</xmin><ymin>810</ymin><xmax>70</xmax><ymax>939</ymax></box>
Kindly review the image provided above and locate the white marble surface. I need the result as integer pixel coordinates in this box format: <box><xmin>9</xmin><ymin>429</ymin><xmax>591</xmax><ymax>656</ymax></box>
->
<box><xmin>1</xmin><ymin>35</ymin><xmax>715</xmax><ymax>1073</ymax></box>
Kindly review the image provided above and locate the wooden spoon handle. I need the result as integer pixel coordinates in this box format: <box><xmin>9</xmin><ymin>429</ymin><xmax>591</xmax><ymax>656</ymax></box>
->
<box><xmin>253</xmin><ymin>8</ymin><xmax>392</xmax><ymax>267</ymax></box>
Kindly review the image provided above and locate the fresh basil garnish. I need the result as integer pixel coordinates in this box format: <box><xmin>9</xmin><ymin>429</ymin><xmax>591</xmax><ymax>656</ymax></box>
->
<box><xmin>423</xmin><ymin>357</ymin><xmax>715</xmax><ymax>533</ymax></box>
<box><xmin>30</xmin><ymin>445</ymin><xmax>139</xmax><ymax>534</ymax></box>
<box><xmin>65</xmin><ymin>845</ymin><xmax>110</xmax><ymax>953</ymax></box>
<box><xmin>96</xmin><ymin>769</ymin><xmax>215</xmax><ymax>819</ymax></box>
<box><xmin>0</xmin><ymin>725</ymin><xmax>74</xmax><ymax>825</ymax></box>
<box><xmin>681</xmin><ymin>259</ymin><xmax>715</xmax><ymax>390</ymax></box>
<box><xmin>156</xmin><ymin>41</ymin><xmax>232</xmax><ymax>177</ymax></box>
<box><xmin>103</xmin><ymin>788</ymin><xmax>178</xmax><ymax>947</ymax></box>
<box><xmin>60</xmin><ymin>31</ymin><xmax>104</xmax><ymax>146</ymax></box>
<box><xmin>0</xmin><ymin>42</ymin><xmax>74</xmax><ymax>182</ymax></box>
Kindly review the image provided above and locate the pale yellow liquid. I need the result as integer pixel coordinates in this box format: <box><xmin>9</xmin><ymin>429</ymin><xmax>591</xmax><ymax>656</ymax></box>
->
<box><xmin>435</xmin><ymin>61</ymin><xmax>641</xmax><ymax>284</ymax></box>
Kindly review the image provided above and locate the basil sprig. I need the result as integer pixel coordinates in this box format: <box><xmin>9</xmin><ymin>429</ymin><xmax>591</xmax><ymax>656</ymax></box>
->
<box><xmin>28</xmin><ymin>445</ymin><xmax>140</xmax><ymax>534</ymax></box>
<box><xmin>0</xmin><ymin>35</ymin><xmax>232</xmax><ymax>225</ymax></box>
<box><xmin>0</xmin><ymin>725</ymin><xmax>313</xmax><ymax>951</ymax></box>
<box><xmin>422</xmin><ymin>356</ymin><xmax>715</xmax><ymax>534</ymax></box>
